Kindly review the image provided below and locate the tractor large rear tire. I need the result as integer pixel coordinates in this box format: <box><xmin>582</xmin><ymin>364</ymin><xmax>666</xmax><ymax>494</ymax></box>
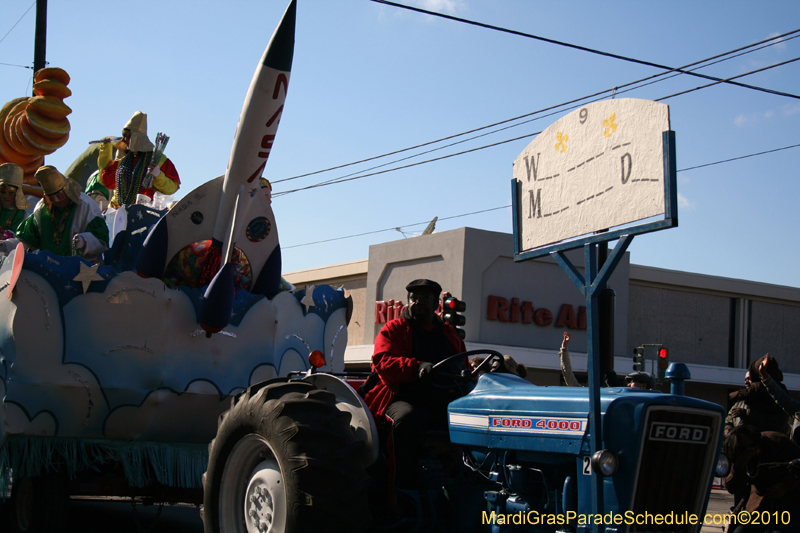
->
<box><xmin>202</xmin><ymin>379</ymin><xmax>371</xmax><ymax>533</ymax></box>
<box><xmin>6</xmin><ymin>473</ymin><xmax>70</xmax><ymax>533</ymax></box>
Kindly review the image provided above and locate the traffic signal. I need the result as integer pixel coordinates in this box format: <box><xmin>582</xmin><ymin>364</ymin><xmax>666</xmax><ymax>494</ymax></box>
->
<box><xmin>633</xmin><ymin>346</ymin><xmax>645</xmax><ymax>371</ymax></box>
<box><xmin>442</xmin><ymin>293</ymin><xmax>466</xmax><ymax>339</ymax></box>
<box><xmin>657</xmin><ymin>347</ymin><xmax>669</xmax><ymax>381</ymax></box>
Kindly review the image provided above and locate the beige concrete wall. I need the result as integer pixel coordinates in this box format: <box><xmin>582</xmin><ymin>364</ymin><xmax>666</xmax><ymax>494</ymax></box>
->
<box><xmin>365</xmin><ymin>229</ymin><xmax>468</xmax><ymax>344</ymax></box>
<box><xmin>629</xmin><ymin>264</ymin><xmax>800</xmax><ymax>377</ymax></box>
<box><xmin>628</xmin><ymin>285</ymin><xmax>732</xmax><ymax>367</ymax></box>
<box><xmin>364</xmin><ymin>227</ymin><xmax>630</xmax><ymax>355</ymax></box>
<box><xmin>281</xmin><ymin>228</ymin><xmax>800</xmax><ymax>395</ymax></box>
<box><xmin>750</xmin><ymin>301</ymin><xmax>800</xmax><ymax>374</ymax></box>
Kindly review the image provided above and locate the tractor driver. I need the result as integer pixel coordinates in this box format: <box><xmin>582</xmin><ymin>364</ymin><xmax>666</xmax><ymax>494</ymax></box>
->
<box><xmin>363</xmin><ymin>279</ymin><xmax>467</xmax><ymax>492</ymax></box>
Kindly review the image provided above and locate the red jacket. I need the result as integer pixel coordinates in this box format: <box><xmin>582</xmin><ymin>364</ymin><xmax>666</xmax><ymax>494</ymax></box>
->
<box><xmin>364</xmin><ymin>317</ymin><xmax>466</xmax><ymax>420</ymax></box>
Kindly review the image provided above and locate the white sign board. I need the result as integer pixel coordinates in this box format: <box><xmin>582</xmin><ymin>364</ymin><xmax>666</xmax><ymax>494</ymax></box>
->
<box><xmin>513</xmin><ymin>99</ymin><xmax>670</xmax><ymax>252</ymax></box>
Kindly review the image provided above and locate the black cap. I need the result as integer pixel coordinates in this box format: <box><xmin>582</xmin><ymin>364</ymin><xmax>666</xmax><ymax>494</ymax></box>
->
<box><xmin>405</xmin><ymin>279</ymin><xmax>442</xmax><ymax>295</ymax></box>
<box><xmin>626</xmin><ymin>371</ymin><xmax>655</xmax><ymax>389</ymax></box>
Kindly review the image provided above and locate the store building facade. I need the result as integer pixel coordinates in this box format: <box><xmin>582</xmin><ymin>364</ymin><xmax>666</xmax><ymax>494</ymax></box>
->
<box><xmin>284</xmin><ymin>227</ymin><xmax>800</xmax><ymax>409</ymax></box>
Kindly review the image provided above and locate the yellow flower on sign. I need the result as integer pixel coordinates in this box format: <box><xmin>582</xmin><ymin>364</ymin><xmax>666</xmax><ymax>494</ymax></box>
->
<box><xmin>603</xmin><ymin>113</ymin><xmax>618</xmax><ymax>138</ymax></box>
<box><xmin>555</xmin><ymin>132</ymin><xmax>569</xmax><ymax>153</ymax></box>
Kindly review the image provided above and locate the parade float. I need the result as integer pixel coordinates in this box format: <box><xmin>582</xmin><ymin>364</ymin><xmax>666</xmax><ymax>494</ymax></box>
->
<box><xmin>0</xmin><ymin>2</ymin><xmax>353</xmax><ymax>531</ymax></box>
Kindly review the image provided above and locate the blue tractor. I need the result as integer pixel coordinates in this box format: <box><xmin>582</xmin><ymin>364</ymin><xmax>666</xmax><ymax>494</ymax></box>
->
<box><xmin>201</xmin><ymin>349</ymin><xmax>729</xmax><ymax>533</ymax></box>
<box><xmin>449</xmin><ymin>360</ymin><xmax>728</xmax><ymax>532</ymax></box>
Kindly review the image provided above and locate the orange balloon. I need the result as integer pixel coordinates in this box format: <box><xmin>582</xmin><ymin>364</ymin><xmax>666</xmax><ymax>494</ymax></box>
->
<box><xmin>4</xmin><ymin>101</ymin><xmax>29</xmax><ymax>154</ymax></box>
<box><xmin>27</xmin><ymin>95</ymin><xmax>72</xmax><ymax>120</ymax></box>
<box><xmin>33</xmin><ymin>79</ymin><xmax>72</xmax><ymax>99</ymax></box>
<box><xmin>25</xmin><ymin>107</ymin><xmax>70</xmax><ymax>139</ymax></box>
<box><xmin>19</xmin><ymin>115</ymin><xmax>68</xmax><ymax>154</ymax></box>
<box><xmin>34</xmin><ymin>67</ymin><xmax>70</xmax><ymax>85</ymax></box>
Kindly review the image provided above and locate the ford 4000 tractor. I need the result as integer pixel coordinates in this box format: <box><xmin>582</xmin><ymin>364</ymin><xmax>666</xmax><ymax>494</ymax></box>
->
<box><xmin>200</xmin><ymin>350</ymin><xmax>729</xmax><ymax>533</ymax></box>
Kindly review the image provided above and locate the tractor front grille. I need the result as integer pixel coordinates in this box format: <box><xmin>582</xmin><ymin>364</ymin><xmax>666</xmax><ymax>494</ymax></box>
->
<box><xmin>629</xmin><ymin>407</ymin><xmax>721</xmax><ymax>533</ymax></box>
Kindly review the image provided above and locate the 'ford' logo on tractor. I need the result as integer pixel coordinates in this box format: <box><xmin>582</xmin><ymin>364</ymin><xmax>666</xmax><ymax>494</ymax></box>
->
<box><xmin>649</xmin><ymin>422</ymin><xmax>709</xmax><ymax>444</ymax></box>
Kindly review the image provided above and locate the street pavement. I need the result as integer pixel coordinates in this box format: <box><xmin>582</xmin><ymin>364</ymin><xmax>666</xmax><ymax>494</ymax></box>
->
<box><xmin>66</xmin><ymin>499</ymin><xmax>203</xmax><ymax>533</ymax></box>
<box><xmin>62</xmin><ymin>490</ymin><xmax>734</xmax><ymax>532</ymax></box>
<box><xmin>701</xmin><ymin>489</ymin><xmax>734</xmax><ymax>533</ymax></box>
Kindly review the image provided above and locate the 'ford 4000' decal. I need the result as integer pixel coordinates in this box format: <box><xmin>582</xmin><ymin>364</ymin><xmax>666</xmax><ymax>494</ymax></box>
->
<box><xmin>450</xmin><ymin>413</ymin><xmax>586</xmax><ymax>435</ymax></box>
<box><xmin>450</xmin><ymin>414</ymin><xmax>587</xmax><ymax>435</ymax></box>
<box><xmin>490</xmin><ymin>416</ymin><xmax>587</xmax><ymax>435</ymax></box>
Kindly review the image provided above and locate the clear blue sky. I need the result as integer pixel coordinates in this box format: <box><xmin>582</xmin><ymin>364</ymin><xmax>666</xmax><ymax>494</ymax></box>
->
<box><xmin>2</xmin><ymin>0</ymin><xmax>798</xmax><ymax>288</ymax></box>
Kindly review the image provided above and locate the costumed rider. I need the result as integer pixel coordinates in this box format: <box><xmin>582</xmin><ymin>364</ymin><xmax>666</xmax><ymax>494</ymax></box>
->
<box><xmin>84</xmin><ymin>170</ymin><xmax>110</xmax><ymax>211</ymax></box>
<box><xmin>625</xmin><ymin>371</ymin><xmax>655</xmax><ymax>390</ymax></box>
<box><xmin>363</xmin><ymin>279</ymin><xmax>468</xmax><ymax>492</ymax></box>
<box><xmin>12</xmin><ymin>166</ymin><xmax>109</xmax><ymax>262</ymax></box>
<box><xmin>98</xmin><ymin>111</ymin><xmax>179</xmax><ymax>207</ymax></box>
<box><xmin>0</xmin><ymin>163</ymin><xmax>31</xmax><ymax>236</ymax></box>
<box><xmin>724</xmin><ymin>425</ymin><xmax>800</xmax><ymax>531</ymax></box>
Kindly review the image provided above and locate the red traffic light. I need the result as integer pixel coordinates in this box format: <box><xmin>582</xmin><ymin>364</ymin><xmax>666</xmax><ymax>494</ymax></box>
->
<box><xmin>657</xmin><ymin>347</ymin><xmax>669</xmax><ymax>369</ymax></box>
<box><xmin>443</xmin><ymin>296</ymin><xmax>466</xmax><ymax>312</ymax></box>
<box><xmin>441</xmin><ymin>294</ymin><xmax>466</xmax><ymax>334</ymax></box>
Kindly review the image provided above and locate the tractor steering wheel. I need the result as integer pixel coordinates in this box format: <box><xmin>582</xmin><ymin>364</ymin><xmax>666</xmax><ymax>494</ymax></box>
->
<box><xmin>431</xmin><ymin>349</ymin><xmax>505</xmax><ymax>384</ymax></box>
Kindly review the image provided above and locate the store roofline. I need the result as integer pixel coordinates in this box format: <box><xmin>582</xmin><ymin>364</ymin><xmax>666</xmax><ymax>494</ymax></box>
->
<box><xmin>630</xmin><ymin>264</ymin><xmax>800</xmax><ymax>304</ymax></box>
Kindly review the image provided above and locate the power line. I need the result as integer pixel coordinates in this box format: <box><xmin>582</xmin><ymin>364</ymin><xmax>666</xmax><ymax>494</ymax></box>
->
<box><xmin>0</xmin><ymin>61</ymin><xmax>31</xmax><ymax>69</ymax></box>
<box><xmin>272</xmin><ymin>132</ymin><xmax>538</xmax><ymax>196</ymax></box>
<box><xmin>678</xmin><ymin>143</ymin><xmax>800</xmax><ymax>172</ymax></box>
<box><xmin>275</xmin><ymin>54</ymin><xmax>798</xmax><ymax>197</ymax></box>
<box><xmin>617</xmin><ymin>34</ymin><xmax>800</xmax><ymax>96</ymax></box>
<box><xmin>283</xmin><ymin>206</ymin><xmax>511</xmax><ymax>249</ymax></box>
<box><xmin>281</xmin><ymin>142</ymin><xmax>800</xmax><ymax>250</ymax></box>
<box><xmin>371</xmin><ymin>0</ymin><xmax>800</xmax><ymax>100</ymax></box>
<box><xmin>273</xmin><ymin>29</ymin><xmax>799</xmax><ymax>191</ymax></box>
<box><xmin>656</xmin><ymin>57</ymin><xmax>800</xmax><ymax>102</ymax></box>
<box><xmin>270</xmin><ymin>87</ymin><xmax>609</xmax><ymax>185</ymax></box>
<box><xmin>0</xmin><ymin>1</ymin><xmax>35</xmax><ymax>47</ymax></box>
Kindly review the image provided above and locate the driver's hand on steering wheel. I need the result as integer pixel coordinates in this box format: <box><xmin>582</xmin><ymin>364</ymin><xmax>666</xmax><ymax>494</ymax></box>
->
<box><xmin>418</xmin><ymin>361</ymin><xmax>433</xmax><ymax>380</ymax></box>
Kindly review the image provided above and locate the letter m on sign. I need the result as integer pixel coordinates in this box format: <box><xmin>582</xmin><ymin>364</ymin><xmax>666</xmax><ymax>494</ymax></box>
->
<box><xmin>528</xmin><ymin>189</ymin><xmax>541</xmax><ymax>219</ymax></box>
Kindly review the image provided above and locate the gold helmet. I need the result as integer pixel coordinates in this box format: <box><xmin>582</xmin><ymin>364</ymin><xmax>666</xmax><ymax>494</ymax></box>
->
<box><xmin>0</xmin><ymin>162</ymin><xmax>30</xmax><ymax>210</ymax></box>
<box><xmin>35</xmin><ymin>165</ymin><xmax>82</xmax><ymax>205</ymax></box>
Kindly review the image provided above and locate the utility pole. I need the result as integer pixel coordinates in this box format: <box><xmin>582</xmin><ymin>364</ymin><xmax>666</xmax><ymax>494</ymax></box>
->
<box><xmin>597</xmin><ymin>239</ymin><xmax>618</xmax><ymax>386</ymax></box>
<box><xmin>33</xmin><ymin>0</ymin><xmax>47</xmax><ymax>90</ymax></box>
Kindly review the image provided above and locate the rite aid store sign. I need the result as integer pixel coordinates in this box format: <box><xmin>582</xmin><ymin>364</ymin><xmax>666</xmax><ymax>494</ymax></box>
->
<box><xmin>486</xmin><ymin>296</ymin><xmax>586</xmax><ymax>330</ymax></box>
<box><xmin>375</xmin><ymin>295</ymin><xmax>586</xmax><ymax>330</ymax></box>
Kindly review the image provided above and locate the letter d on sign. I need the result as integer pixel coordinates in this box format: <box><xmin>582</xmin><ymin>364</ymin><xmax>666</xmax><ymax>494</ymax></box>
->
<box><xmin>620</xmin><ymin>153</ymin><xmax>632</xmax><ymax>184</ymax></box>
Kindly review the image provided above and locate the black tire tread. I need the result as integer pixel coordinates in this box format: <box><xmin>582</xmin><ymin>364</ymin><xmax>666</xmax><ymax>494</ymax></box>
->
<box><xmin>203</xmin><ymin>379</ymin><xmax>370</xmax><ymax>533</ymax></box>
<box><xmin>7</xmin><ymin>473</ymin><xmax>70</xmax><ymax>533</ymax></box>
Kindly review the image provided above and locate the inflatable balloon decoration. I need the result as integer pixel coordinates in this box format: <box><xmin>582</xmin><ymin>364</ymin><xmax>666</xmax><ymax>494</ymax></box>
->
<box><xmin>0</xmin><ymin>67</ymin><xmax>72</xmax><ymax>194</ymax></box>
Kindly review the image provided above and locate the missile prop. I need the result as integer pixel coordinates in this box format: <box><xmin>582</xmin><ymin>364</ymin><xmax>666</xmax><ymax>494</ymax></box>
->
<box><xmin>197</xmin><ymin>185</ymin><xmax>244</xmax><ymax>336</ymax></box>
<box><xmin>211</xmin><ymin>0</ymin><xmax>295</xmax><ymax>256</ymax></box>
<box><xmin>136</xmin><ymin>0</ymin><xmax>295</xmax><ymax>301</ymax></box>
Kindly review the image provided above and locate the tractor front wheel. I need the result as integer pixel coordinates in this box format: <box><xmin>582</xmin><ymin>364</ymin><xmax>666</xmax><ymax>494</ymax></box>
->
<box><xmin>202</xmin><ymin>379</ymin><xmax>370</xmax><ymax>533</ymax></box>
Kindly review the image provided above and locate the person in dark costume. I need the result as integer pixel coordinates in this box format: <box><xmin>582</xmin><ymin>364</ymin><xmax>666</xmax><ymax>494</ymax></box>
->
<box><xmin>0</xmin><ymin>162</ymin><xmax>30</xmax><ymax>235</ymax></box>
<box><xmin>724</xmin><ymin>425</ymin><xmax>800</xmax><ymax>533</ymax></box>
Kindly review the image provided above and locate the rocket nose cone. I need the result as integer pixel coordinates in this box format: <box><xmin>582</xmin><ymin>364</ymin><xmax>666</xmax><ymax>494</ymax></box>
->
<box><xmin>263</xmin><ymin>0</ymin><xmax>296</xmax><ymax>72</ymax></box>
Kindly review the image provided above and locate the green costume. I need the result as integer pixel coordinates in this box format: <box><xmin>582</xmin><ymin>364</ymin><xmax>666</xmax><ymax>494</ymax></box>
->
<box><xmin>16</xmin><ymin>202</ymin><xmax>109</xmax><ymax>257</ymax></box>
<box><xmin>84</xmin><ymin>171</ymin><xmax>110</xmax><ymax>201</ymax></box>
<box><xmin>0</xmin><ymin>208</ymin><xmax>26</xmax><ymax>234</ymax></box>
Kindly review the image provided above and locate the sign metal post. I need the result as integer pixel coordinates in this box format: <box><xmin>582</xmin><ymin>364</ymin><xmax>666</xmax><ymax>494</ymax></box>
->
<box><xmin>511</xmin><ymin>99</ymin><xmax>677</xmax><ymax>529</ymax></box>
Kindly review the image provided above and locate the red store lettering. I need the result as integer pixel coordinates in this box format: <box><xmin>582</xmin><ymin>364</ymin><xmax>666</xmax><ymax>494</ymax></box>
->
<box><xmin>486</xmin><ymin>295</ymin><xmax>586</xmax><ymax>330</ymax></box>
